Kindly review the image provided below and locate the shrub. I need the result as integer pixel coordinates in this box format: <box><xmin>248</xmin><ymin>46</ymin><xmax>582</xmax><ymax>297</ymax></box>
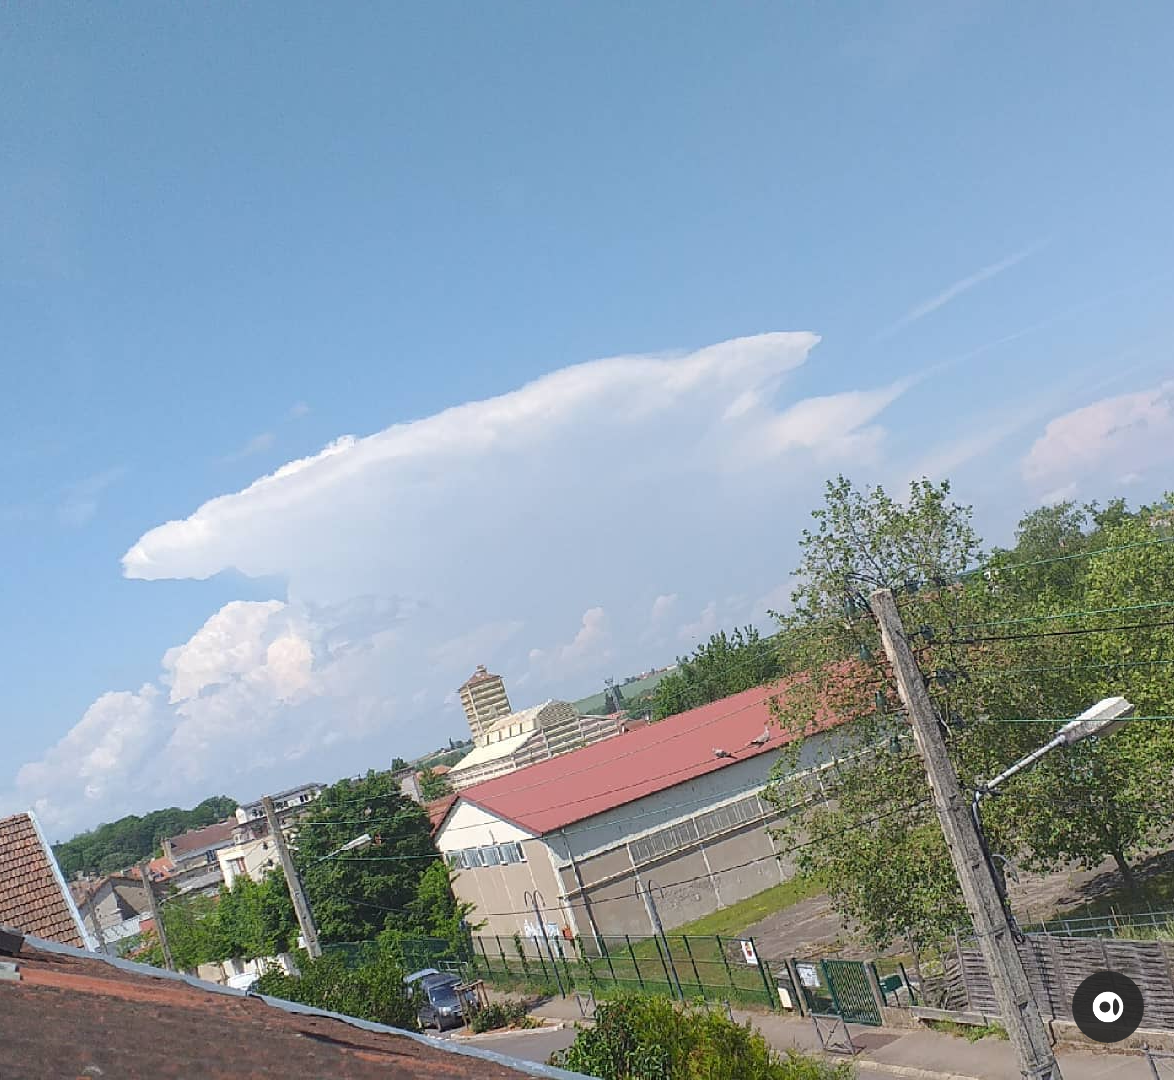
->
<box><xmin>551</xmin><ymin>993</ymin><xmax>852</xmax><ymax>1080</ymax></box>
<box><xmin>469</xmin><ymin>999</ymin><xmax>537</xmax><ymax>1033</ymax></box>
<box><xmin>255</xmin><ymin>948</ymin><xmax>420</xmax><ymax>1031</ymax></box>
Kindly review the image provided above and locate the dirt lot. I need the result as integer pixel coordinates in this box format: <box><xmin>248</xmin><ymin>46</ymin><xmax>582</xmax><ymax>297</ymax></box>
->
<box><xmin>742</xmin><ymin>849</ymin><xmax>1174</xmax><ymax>962</ymax></box>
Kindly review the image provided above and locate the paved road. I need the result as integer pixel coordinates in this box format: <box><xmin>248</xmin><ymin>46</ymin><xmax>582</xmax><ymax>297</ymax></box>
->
<box><xmin>445</xmin><ymin>1026</ymin><xmax>579</xmax><ymax>1067</ymax></box>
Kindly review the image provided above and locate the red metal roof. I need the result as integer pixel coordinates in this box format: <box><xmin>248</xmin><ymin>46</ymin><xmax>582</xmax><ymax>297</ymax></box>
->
<box><xmin>450</xmin><ymin>683</ymin><xmax>842</xmax><ymax>836</ymax></box>
<box><xmin>0</xmin><ymin>813</ymin><xmax>87</xmax><ymax>948</ymax></box>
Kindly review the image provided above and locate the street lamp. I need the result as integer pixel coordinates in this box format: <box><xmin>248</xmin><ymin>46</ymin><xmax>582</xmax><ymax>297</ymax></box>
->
<box><xmin>315</xmin><ymin>832</ymin><xmax>373</xmax><ymax>864</ymax></box>
<box><xmin>973</xmin><ymin>696</ymin><xmax>1135</xmax><ymax>921</ymax></box>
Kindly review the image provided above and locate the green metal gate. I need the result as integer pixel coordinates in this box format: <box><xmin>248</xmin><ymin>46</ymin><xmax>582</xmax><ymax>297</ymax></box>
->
<box><xmin>794</xmin><ymin>959</ymin><xmax>882</xmax><ymax>1026</ymax></box>
<box><xmin>822</xmin><ymin>960</ymin><xmax>882</xmax><ymax>1026</ymax></box>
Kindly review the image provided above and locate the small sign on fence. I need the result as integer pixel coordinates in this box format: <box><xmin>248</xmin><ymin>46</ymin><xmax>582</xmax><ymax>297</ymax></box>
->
<box><xmin>739</xmin><ymin>939</ymin><xmax>759</xmax><ymax>966</ymax></box>
<box><xmin>796</xmin><ymin>962</ymin><xmax>820</xmax><ymax>988</ymax></box>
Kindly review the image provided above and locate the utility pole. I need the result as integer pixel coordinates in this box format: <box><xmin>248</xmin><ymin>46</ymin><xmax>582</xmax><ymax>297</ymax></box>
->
<box><xmin>869</xmin><ymin>588</ymin><xmax>1061</xmax><ymax>1080</ymax></box>
<box><xmin>263</xmin><ymin>795</ymin><xmax>321</xmax><ymax>959</ymax></box>
<box><xmin>138</xmin><ymin>860</ymin><xmax>174</xmax><ymax>971</ymax></box>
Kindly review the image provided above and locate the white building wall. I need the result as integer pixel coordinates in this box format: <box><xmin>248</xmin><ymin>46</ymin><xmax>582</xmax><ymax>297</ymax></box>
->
<box><xmin>437</xmin><ymin>800</ymin><xmax>535</xmax><ymax>852</ymax></box>
<box><xmin>217</xmin><ymin>836</ymin><xmax>279</xmax><ymax>889</ymax></box>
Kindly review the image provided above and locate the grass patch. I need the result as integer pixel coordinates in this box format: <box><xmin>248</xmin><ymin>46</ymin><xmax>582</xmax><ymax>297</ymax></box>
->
<box><xmin>925</xmin><ymin>1019</ymin><xmax>1008</xmax><ymax>1042</ymax></box>
<box><xmin>665</xmin><ymin>874</ymin><xmax>825</xmax><ymax>939</ymax></box>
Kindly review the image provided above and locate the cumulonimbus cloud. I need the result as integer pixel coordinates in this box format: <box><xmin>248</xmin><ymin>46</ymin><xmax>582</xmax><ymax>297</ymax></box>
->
<box><xmin>10</xmin><ymin>331</ymin><xmax>923</xmax><ymax>834</ymax></box>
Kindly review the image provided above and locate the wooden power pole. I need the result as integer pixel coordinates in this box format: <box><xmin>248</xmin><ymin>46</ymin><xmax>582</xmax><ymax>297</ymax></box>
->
<box><xmin>869</xmin><ymin>588</ymin><xmax>1062</xmax><ymax>1080</ymax></box>
<box><xmin>262</xmin><ymin>795</ymin><xmax>321</xmax><ymax>959</ymax></box>
<box><xmin>138</xmin><ymin>860</ymin><xmax>174</xmax><ymax>971</ymax></box>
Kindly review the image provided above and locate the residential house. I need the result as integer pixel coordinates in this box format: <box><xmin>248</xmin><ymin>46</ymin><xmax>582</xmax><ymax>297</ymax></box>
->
<box><xmin>232</xmin><ymin>783</ymin><xmax>323</xmax><ymax>844</ymax></box>
<box><xmin>214</xmin><ymin>783</ymin><xmax>324</xmax><ymax>889</ymax></box>
<box><xmin>70</xmin><ymin>873</ymin><xmax>150</xmax><ymax>955</ymax></box>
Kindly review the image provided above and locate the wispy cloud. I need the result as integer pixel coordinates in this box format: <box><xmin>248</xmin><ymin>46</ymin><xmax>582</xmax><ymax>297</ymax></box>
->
<box><xmin>221</xmin><ymin>432</ymin><xmax>276</xmax><ymax>463</ymax></box>
<box><xmin>287</xmin><ymin>402</ymin><xmax>311</xmax><ymax>420</ymax></box>
<box><xmin>57</xmin><ymin>467</ymin><xmax>125</xmax><ymax>527</ymax></box>
<box><xmin>877</xmin><ymin>247</ymin><xmax>1035</xmax><ymax>340</ymax></box>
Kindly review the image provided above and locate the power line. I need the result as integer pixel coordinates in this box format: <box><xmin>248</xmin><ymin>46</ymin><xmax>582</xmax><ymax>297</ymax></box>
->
<box><xmin>950</xmin><ymin>600</ymin><xmax>1174</xmax><ymax>633</ymax></box>
<box><xmin>964</xmin><ymin>657</ymin><xmax>1174</xmax><ymax>679</ymax></box>
<box><xmin>975</xmin><ymin>534</ymin><xmax>1174</xmax><ymax>577</ymax></box>
<box><xmin>944</xmin><ymin>617</ymin><xmax>1174</xmax><ymax>646</ymax></box>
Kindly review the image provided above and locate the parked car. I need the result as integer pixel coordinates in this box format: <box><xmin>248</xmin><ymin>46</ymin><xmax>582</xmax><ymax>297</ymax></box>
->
<box><xmin>404</xmin><ymin>968</ymin><xmax>467</xmax><ymax>1031</ymax></box>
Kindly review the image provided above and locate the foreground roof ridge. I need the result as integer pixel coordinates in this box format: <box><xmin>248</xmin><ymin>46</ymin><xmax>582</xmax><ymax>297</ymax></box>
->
<box><xmin>18</xmin><ymin>934</ymin><xmax>591</xmax><ymax>1079</ymax></box>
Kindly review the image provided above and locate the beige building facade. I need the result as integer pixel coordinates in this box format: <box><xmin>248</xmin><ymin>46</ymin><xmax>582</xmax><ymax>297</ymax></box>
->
<box><xmin>447</xmin><ymin>700</ymin><xmax>625</xmax><ymax>790</ymax></box>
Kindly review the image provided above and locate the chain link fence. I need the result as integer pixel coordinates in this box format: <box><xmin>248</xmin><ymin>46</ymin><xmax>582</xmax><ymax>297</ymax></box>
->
<box><xmin>466</xmin><ymin>932</ymin><xmax>779</xmax><ymax>1008</ymax></box>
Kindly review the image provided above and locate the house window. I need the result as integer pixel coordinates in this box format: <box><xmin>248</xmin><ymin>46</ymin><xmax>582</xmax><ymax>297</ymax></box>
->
<box><xmin>229</xmin><ymin>858</ymin><xmax>247</xmax><ymax>876</ymax></box>
<box><xmin>499</xmin><ymin>842</ymin><xmax>526</xmax><ymax>864</ymax></box>
<box><xmin>481</xmin><ymin>846</ymin><xmax>502</xmax><ymax>867</ymax></box>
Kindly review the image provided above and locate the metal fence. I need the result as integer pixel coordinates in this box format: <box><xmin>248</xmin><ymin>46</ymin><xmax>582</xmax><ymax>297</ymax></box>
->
<box><xmin>1018</xmin><ymin>909</ymin><xmax>1174</xmax><ymax>940</ymax></box>
<box><xmin>467</xmin><ymin>933</ymin><xmax>779</xmax><ymax>1009</ymax></box>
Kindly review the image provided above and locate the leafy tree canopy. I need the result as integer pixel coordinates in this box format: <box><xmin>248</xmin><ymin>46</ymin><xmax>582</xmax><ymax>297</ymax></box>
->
<box><xmin>53</xmin><ymin>795</ymin><xmax>238</xmax><ymax>878</ymax></box>
<box><xmin>652</xmin><ymin>626</ymin><xmax>785</xmax><ymax>720</ymax></box>
<box><xmin>766</xmin><ymin>477</ymin><xmax>1174</xmax><ymax>954</ymax></box>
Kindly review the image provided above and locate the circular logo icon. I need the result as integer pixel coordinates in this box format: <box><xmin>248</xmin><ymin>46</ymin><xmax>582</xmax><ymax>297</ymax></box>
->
<box><xmin>1071</xmin><ymin>971</ymin><xmax>1144</xmax><ymax>1042</ymax></box>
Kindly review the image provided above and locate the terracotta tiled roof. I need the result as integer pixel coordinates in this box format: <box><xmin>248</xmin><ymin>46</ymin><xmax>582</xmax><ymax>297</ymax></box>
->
<box><xmin>147</xmin><ymin>855</ymin><xmax>176</xmax><ymax>879</ymax></box>
<box><xmin>0</xmin><ymin>813</ymin><xmax>87</xmax><ymax>948</ymax></box>
<box><xmin>165</xmin><ymin>818</ymin><xmax>237</xmax><ymax>858</ymax></box>
<box><xmin>426</xmin><ymin>795</ymin><xmax>458</xmax><ymax>835</ymax></box>
<box><xmin>447</xmin><ymin>682</ymin><xmax>845</xmax><ymax>836</ymax></box>
<box><xmin>1</xmin><ymin>942</ymin><xmax>562</xmax><ymax>1079</ymax></box>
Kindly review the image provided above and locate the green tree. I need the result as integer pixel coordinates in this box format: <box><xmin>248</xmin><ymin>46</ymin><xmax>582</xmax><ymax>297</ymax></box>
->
<box><xmin>975</xmin><ymin>500</ymin><xmax>1174</xmax><ymax>892</ymax></box>
<box><xmin>417</xmin><ymin>767</ymin><xmax>452</xmax><ymax>802</ymax></box>
<box><xmin>255</xmin><ymin>946</ymin><xmax>420</xmax><ymax>1030</ymax></box>
<box><xmin>295</xmin><ymin>770</ymin><xmax>443</xmax><ymax>943</ymax></box>
<box><xmin>216</xmin><ymin>873</ymin><xmax>299</xmax><ymax>958</ymax></box>
<box><xmin>652</xmin><ymin>626</ymin><xmax>784</xmax><ymax>720</ymax></box>
<box><xmin>766</xmin><ymin>477</ymin><xmax>986</xmax><ymax>953</ymax></box>
<box><xmin>768</xmin><ymin>477</ymin><xmax>1174</xmax><ymax>956</ymax></box>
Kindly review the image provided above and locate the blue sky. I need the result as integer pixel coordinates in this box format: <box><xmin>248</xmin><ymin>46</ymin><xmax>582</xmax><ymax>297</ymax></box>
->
<box><xmin>3</xmin><ymin>3</ymin><xmax>1173</xmax><ymax>839</ymax></box>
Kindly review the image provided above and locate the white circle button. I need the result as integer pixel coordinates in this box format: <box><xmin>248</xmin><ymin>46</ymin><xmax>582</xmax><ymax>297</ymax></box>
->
<box><xmin>1092</xmin><ymin>991</ymin><xmax>1124</xmax><ymax>1023</ymax></box>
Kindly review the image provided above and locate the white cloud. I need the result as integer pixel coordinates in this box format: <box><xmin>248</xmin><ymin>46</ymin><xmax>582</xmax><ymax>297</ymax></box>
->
<box><xmin>737</xmin><ymin>380</ymin><xmax>912</xmax><ymax>467</ymax></box>
<box><xmin>529</xmin><ymin>607</ymin><xmax>611</xmax><ymax>677</ymax></box>
<box><xmin>678</xmin><ymin>600</ymin><xmax>719</xmax><ymax>643</ymax></box>
<box><xmin>9</xmin><ymin>332</ymin><xmax>924</xmax><ymax>835</ymax></box>
<box><xmin>878</xmin><ymin>248</ymin><xmax>1034</xmax><ymax>340</ymax></box>
<box><xmin>1023</xmin><ymin>380</ymin><xmax>1174</xmax><ymax>489</ymax></box>
<box><xmin>287</xmin><ymin>402</ymin><xmax>311</xmax><ymax>420</ymax></box>
<box><xmin>1040</xmin><ymin>482</ymin><xmax>1079</xmax><ymax>506</ymax></box>
<box><xmin>118</xmin><ymin>332</ymin><xmax>913</xmax><ymax>590</ymax></box>
<box><xmin>649</xmin><ymin>594</ymin><xmax>678</xmax><ymax>623</ymax></box>
<box><xmin>13</xmin><ymin>686</ymin><xmax>166</xmax><ymax>831</ymax></box>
